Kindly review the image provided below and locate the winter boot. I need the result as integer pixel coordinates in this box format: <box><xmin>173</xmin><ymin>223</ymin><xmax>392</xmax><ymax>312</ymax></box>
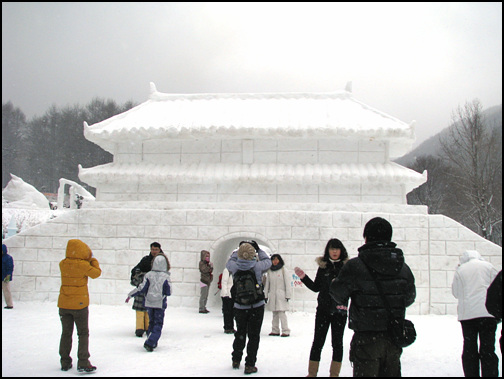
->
<box><xmin>61</xmin><ymin>363</ymin><xmax>72</xmax><ymax>371</ymax></box>
<box><xmin>77</xmin><ymin>364</ymin><xmax>96</xmax><ymax>373</ymax></box>
<box><xmin>306</xmin><ymin>360</ymin><xmax>319</xmax><ymax>377</ymax></box>
<box><xmin>329</xmin><ymin>361</ymin><xmax>342</xmax><ymax>377</ymax></box>
<box><xmin>244</xmin><ymin>365</ymin><xmax>258</xmax><ymax>374</ymax></box>
<box><xmin>144</xmin><ymin>343</ymin><xmax>154</xmax><ymax>352</ymax></box>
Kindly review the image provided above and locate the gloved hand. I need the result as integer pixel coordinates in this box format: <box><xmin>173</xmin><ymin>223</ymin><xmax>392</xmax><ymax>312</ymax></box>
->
<box><xmin>264</xmin><ymin>298</ymin><xmax>268</xmax><ymax>304</ymax></box>
<box><xmin>294</xmin><ymin>267</ymin><xmax>305</xmax><ymax>279</ymax></box>
<box><xmin>125</xmin><ymin>297</ymin><xmax>131</xmax><ymax>303</ymax></box>
<box><xmin>249</xmin><ymin>240</ymin><xmax>260</xmax><ymax>252</ymax></box>
<box><xmin>3</xmin><ymin>275</ymin><xmax>10</xmax><ymax>283</ymax></box>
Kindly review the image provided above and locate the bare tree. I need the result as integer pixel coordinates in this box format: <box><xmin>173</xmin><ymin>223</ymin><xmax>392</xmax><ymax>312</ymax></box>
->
<box><xmin>406</xmin><ymin>155</ymin><xmax>450</xmax><ymax>215</ymax></box>
<box><xmin>440</xmin><ymin>99</ymin><xmax>502</xmax><ymax>242</ymax></box>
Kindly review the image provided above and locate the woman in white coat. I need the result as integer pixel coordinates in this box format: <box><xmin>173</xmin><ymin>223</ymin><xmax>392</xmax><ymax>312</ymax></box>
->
<box><xmin>264</xmin><ymin>254</ymin><xmax>292</xmax><ymax>337</ymax></box>
<box><xmin>452</xmin><ymin>250</ymin><xmax>499</xmax><ymax>377</ymax></box>
<box><xmin>220</xmin><ymin>268</ymin><xmax>236</xmax><ymax>334</ymax></box>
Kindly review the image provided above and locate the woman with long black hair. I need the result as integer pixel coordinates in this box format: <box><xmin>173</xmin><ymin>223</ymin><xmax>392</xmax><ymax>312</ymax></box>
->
<box><xmin>294</xmin><ymin>238</ymin><xmax>349</xmax><ymax>377</ymax></box>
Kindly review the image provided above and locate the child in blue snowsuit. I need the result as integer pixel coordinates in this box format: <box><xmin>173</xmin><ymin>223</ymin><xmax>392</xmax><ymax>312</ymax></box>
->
<box><xmin>126</xmin><ymin>254</ymin><xmax>171</xmax><ymax>352</ymax></box>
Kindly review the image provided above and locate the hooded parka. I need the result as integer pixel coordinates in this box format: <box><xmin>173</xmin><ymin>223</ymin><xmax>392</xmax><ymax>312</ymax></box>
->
<box><xmin>330</xmin><ymin>241</ymin><xmax>416</xmax><ymax>332</ymax></box>
<box><xmin>129</xmin><ymin>254</ymin><xmax>171</xmax><ymax>309</ymax></box>
<box><xmin>58</xmin><ymin>239</ymin><xmax>101</xmax><ymax>310</ymax></box>
<box><xmin>199</xmin><ymin>250</ymin><xmax>213</xmax><ymax>285</ymax></box>
<box><xmin>452</xmin><ymin>250</ymin><xmax>498</xmax><ymax>321</ymax></box>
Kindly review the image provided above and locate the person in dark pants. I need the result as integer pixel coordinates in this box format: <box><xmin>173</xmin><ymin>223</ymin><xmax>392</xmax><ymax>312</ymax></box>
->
<box><xmin>226</xmin><ymin>241</ymin><xmax>271</xmax><ymax>375</ymax></box>
<box><xmin>486</xmin><ymin>270</ymin><xmax>502</xmax><ymax>354</ymax></box>
<box><xmin>58</xmin><ymin>239</ymin><xmax>101</xmax><ymax>373</ymax></box>
<box><xmin>294</xmin><ymin>238</ymin><xmax>349</xmax><ymax>377</ymax></box>
<box><xmin>220</xmin><ymin>268</ymin><xmax>236</xmax><ymax>333</ymax></box>
<box><xmin>452</xmin><ymin>250</ymin><xmax>499</xmax><ymax>377</ymax></box>
<box><xmin>330</xmin><ymin>217</ymin><xmax>416</xmax><ymax>377</ymax></box>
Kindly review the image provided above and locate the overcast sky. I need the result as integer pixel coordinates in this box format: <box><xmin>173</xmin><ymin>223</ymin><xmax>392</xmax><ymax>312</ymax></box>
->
<box><xmin>2</xmin><ymin>2</ymin><xmax>502</xmax><ymax>146</ymax></box>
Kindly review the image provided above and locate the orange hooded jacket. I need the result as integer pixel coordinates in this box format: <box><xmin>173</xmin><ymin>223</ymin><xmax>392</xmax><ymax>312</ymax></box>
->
<box><xmin>57</xmin><ymin>239</ymin><xmax>101</xmax><ymax>310</ymax></box>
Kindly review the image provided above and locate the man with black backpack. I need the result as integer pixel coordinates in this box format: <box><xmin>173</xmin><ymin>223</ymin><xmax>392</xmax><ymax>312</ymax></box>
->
<box><xmin>226</xmin><ymin>241</ymin><xmax>272</xmax><ymax>375</ymax></box>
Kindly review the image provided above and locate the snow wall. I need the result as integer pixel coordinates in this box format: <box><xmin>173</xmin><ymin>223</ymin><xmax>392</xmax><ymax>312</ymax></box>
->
<box><xmin>2</xmin><ymin>202</ymin><xmax>501</xmax><ymax>315</ymax></box>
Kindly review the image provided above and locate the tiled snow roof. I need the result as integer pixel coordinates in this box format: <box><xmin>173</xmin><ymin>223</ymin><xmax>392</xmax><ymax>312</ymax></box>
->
<box><xmin>79</xmin><ymin>162</ymin><xmax>426</xmax><ymax>188</ymax></box>
<box><xmin>84</xmin><ymin>83</ymin><xmax>415</xmax><ymax>154</ymax></box>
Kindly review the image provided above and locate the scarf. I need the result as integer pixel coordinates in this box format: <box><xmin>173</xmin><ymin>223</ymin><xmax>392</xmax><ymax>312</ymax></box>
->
<box><xmin>270</xmin><ymin>261</ymin><xmax>284</xmax><ymax>271</ymax></box>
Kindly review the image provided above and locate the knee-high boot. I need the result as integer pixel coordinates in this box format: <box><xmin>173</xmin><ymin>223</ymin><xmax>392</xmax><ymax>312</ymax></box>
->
<box><xmin>306</xmin><ymin>360</ymin><xmax>319</xmax><ymax>377</ymax></box>
<box><xmin>330</xmin><ymin>361</ymin><xmax>342</xmax><ymax>377</ymax></box>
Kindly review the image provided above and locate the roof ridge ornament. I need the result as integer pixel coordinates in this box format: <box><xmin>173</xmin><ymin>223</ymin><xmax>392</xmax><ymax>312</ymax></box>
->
<box><xmin>150</xmin><ymin>82</ymin><xmax>157</xmax><ymax>95</ymax></box>
<box><xmin>345</xmin><ymin>81</ymin><xmax>353</xmax><ymax>93</ymax></box>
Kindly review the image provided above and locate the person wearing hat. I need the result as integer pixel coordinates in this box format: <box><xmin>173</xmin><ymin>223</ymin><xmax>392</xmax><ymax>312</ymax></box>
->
<box><xmin>330</xmin><ymin>217</ymin><xmax>416</xmax><ymax>377</ymax></box>
<box><xmin>452</xmin><ymin>250</ymin><xmax>499</xmax><ymax>377</ymax></box>
<box><xmin>226</xmin><ymin>241</ymin><xmax>272</xmax><ymax>375</ymax></box>
<box><xmin>2</xmin><ymin>244</ymin><xmax>14</xmax><ymax>309</ymax></box>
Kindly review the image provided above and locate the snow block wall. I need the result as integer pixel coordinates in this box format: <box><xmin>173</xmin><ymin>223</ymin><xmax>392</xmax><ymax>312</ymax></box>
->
<box><xmin>3</xmin><ymin>203</ymin><xmax>501</xmax><ymax>315</ymax></box>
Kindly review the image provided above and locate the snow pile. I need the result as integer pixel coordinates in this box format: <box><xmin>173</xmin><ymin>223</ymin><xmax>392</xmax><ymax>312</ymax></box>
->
<box><xmin>1</xmin><ymin>175</ymin><xmax>66</xmax><ymax>238</ymax></box>
<box><xmin>2</xmin><ymin>174</ymin><xmax>49</xmax><ymax>209</ymax></box>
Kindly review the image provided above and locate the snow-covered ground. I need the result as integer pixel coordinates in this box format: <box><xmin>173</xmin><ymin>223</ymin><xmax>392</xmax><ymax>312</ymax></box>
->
<box><xmin>2</xmin><ymin>301</ymin><xmax>501</xmax><ymax>377</ymax></box>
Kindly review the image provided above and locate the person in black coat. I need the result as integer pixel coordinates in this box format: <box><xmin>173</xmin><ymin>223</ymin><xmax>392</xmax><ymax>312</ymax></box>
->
<box><xmin>330</xmin><ymin>217</ymin><xmax>416</xmax><ymax>377</ymax></box>
<box><xmin>130</xmin><ymin>242</ymin><xmax>163</xmax><ymax>337</ymax></box>
<box><xmin>294</xmin><ymin>238</ymin><xmax>349</xmax><ymax>377</ymax></box>
<box><xmin>486</xmin><ymin>270</ymin><xmax>502</xmax><ymax>353</ymax></box>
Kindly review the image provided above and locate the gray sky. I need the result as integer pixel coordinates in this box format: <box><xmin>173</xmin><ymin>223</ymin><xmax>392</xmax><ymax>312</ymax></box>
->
<box><xmin>2</xmin><ymin>2</ymin><xmax>502</xmax><ymax>147</ymax></box>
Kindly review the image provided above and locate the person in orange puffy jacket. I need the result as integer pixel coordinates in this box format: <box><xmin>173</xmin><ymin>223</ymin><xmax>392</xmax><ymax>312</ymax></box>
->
<box><xmin>57</xmin><ymin>239</ymin><xmax>101</xmax><ymax>373</ymax></box>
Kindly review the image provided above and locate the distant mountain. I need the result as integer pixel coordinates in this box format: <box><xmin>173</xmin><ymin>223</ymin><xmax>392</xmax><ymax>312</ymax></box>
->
<box><xmin>395</xmin><ymin>104</ymin><xmax>502</xmax><ymax>167</ymax></box>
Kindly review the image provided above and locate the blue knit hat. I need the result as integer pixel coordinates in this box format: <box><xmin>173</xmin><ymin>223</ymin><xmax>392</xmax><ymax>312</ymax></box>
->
<box><xmin>2</xmin><ymin>244</ymin><xmax>7</xmax><ymax>254</ymax></box>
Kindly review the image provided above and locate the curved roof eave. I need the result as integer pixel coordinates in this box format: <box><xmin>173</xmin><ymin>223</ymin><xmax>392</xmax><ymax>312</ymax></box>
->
<box><xmin>83</xmin><ymin>84</ymin><xmax>415</xmax><ymax>154</ymax></box>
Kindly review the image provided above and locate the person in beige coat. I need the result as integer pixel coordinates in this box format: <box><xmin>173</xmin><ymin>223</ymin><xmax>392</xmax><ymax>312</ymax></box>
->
<box><xmin>264</xmin><ymin>254</ymin><xmax>292</xmax><ymax>337</ymax></box>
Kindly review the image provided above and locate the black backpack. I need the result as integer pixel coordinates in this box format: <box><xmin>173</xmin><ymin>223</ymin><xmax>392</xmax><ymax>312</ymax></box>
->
<box><xmin>231</xmin><ymin>269</ymin><xmax>265</xmax><ymax>305</ymax></box>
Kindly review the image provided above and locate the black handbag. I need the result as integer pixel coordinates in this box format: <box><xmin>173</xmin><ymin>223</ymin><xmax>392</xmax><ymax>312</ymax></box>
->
<box><xmin>365</xmin><ymin>264</ymin><xmax>416</xmax><ymax>348</ymax></box>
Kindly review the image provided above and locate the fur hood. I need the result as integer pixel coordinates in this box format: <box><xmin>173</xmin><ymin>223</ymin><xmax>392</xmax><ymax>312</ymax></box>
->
<box><xmin>315</xmin><ymin>256</ymin><xmax>348</xmax><ymax>269</ymax></box>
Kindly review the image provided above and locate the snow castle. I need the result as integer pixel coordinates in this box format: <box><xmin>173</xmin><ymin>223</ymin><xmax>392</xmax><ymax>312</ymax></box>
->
<box><xmin>4</xmin><ymin>83</ymin><xmax>501</xmax><ymax>315</ymax></box>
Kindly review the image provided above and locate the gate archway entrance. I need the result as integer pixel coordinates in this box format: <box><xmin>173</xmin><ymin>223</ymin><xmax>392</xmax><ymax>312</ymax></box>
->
<box><xmin>206</xmin><ymin>232</ymin><xmax>276</xmax><ymax>307</ymax></box>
